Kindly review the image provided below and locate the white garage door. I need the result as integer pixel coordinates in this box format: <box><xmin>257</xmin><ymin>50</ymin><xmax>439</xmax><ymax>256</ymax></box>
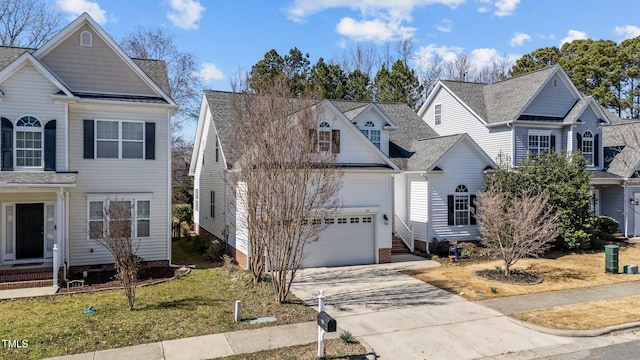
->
<box><xmin>301</xmin><ymin>215</ymin><xmax>375</xmax><ymax>268</ymax></box>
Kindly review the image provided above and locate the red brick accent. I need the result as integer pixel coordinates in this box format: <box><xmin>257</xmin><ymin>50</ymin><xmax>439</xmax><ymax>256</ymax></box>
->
<box><xmin>198</xmin><ymin>227</ymin><xmax>223</xmax><ymax>243</ymax></box>
<box><xmin>145</xmin><ymin>260</ymin><xmax>170</xmax><ymax>268</ymax></box>
<box><xmin>378</xmin><ymin>248</ymin><xmax>392</xmax><ymax>263</ymax></box>
<box><xmin>0</xmin><ymin>279</ymin><xmax>52</xmax><ymax>290</ymax></box>
<box><xmin>414</xmin><ymin>239</ymin><xmax>427</xmax><ymax>252</ymax></box>
<box><xmin>227</xmin><ymin>244</ymin><xmax>248</xmax><ymax>269</ymax></box>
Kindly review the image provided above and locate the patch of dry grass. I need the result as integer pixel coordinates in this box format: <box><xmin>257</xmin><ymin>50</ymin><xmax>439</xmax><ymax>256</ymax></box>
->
<box><xmin>407</xmin><ymin>243</ymin><xmax>640</xmax><ymax>301</ymax></box>
<box><xmin>513</xmin><ymin>295</ymin><xmax>640</xmax><ymax>330</ymax></box>
<box><xmin>218</xmin><ymin>339</ymin><xmax>368</xmax><ymax>360</ymax></box>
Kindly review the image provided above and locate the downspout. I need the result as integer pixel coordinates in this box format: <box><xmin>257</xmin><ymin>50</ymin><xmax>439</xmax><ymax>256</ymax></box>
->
<box><xmin>64</xmin><ymin>188</ymin><xmax>70</xmax><ymax>282</ymax></box>
<box><xmin>624</xmin><ymin>182</ymin><xmax>629</xmax><ymax>238</ymax></box>
<box><xmin>167</xmin><ymin>108</ymin><xmax>172</xmax><ymax>265</ymax></box>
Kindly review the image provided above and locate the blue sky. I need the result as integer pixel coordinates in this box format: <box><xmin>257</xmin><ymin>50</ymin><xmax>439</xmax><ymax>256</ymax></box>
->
<box><xmin>51</xmin><ymin>0</ymin><xmax>640</xmax><ymax>141</ymax></box>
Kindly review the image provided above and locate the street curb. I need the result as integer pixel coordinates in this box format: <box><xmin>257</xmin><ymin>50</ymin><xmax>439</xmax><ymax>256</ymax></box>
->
<box><xmin>508</xmin><ymin>316</ymin><xmax>640</xmax><ymax>337</ymax></box>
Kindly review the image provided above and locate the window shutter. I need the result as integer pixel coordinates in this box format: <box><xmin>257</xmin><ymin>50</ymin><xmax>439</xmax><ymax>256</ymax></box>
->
<box><xmin>594</xmin><ymin>134</ymin><xmax>600</xmax><ymax>167</ymax></box>
<box><xmin>447</xmin><ymin>195</ymin><xmax>454</xmax><ymax>226</ymax></box>
<box><xmin>145</xmin><ymin>122</ymin><xmax>155</xmax><ymax>160</ymax></box>
<box><xmin>469</xmin><ymin>195</ymin><xmax>477</xmax><ymax>225</ymax></box>
<box><xmin>44</xmin><ymin>120</ymin><xmax>56</xmax><ymax>171</ymax></box>
<box><xmin>331</xmin><ymin>129</ymin><xmax>340</xmax><ymax>154</ymax></box>
<box><xmin>1</xmin><ymin>118</ymin><xmax>13</xmax><ymax>171</ymax></box>
<box><xmin>83</xmin><ymin>120</ymin><xmax>94</xmax><ymax>159</ymax></box>
<box><xmin>550</xmin><ymin>135</ymin><xmax>556</xmax><ymax>152</ymax></box>
<box><xmin>309</xmin><ymin>129</ymin><xmax>317</xmax><ymax>152</ymax></box>
<box><xmin>576</xmin><ymin>133</ymin><xmax>582</xmax><ymax>152</ymax></box>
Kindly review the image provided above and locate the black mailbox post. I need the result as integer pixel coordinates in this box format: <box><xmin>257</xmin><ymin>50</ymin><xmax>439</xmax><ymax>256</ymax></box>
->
<box><xmin>317</xmin><ymin>311</ymin><xmax>337</xmax><ymax>332</ymax></box>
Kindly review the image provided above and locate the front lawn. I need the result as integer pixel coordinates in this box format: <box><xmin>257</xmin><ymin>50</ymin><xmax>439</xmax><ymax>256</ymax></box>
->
<box><xmin>407</xmin><ymin>243</ymin><xmax>640</xmax><ymax>301</ymax></box>
<box><xmin>218</xmin><ymin>339</ymin><xmax>368</xmax><ymax>360</ymax></box>
<box><xmin>0</xmin><ymin>249</ymin><xmax>316</xmax><ymax>359</ymax></box>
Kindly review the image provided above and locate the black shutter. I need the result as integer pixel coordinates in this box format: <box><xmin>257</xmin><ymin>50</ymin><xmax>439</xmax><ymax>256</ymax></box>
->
<box><xmin>44</xmin><ymin>120</ymin><xmax>56</xmax><ymax>171</ymax></box>
<box><xmin>309</xmin><ymin>129</ymin><xmax>317</xmax><ymax>152</ymax></box>
<box><xmin>331</xmin><ymin>130</ymin><xmax>340</xmax><ymax>154</ymax></box>
<box><xmin>576</xmin><ymin>133</ymin><xmax>582</xmax><ymax>153</ymax></box>
<box><xmin>550</xmin><ymin>135</ymin><xmax>556</xmax><ymax>153</ymax></box>
<box><xmin>594</xmin><ymin>134</ymin><xmax>600</xmax><ymax>167</ymax></box>
<box><xmin>83</xmin><ymin>120</ymin><xmax>94</xmax><ymax>159</ymax></box>
<box><xmin>1</xmin><ymin>118</ymin><xmax>12</xmax><ymax>171</ymax></box>
<box><xmin>145</xmin><ymin>122</ymin><xmax>155</xmax><ymax>160</ymax></box>
<box><xmin>469</xmin><ymin>195</ymin><xmax>477</xmax><ymax>225</ymax></box>
<box><xmin>447</xmin><ymin>195</ymin><xmax>454</xmax><ymax>226</ymax></box>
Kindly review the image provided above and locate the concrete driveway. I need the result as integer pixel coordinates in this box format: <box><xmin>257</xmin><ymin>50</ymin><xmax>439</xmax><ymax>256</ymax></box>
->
<box><xmin>291</xmin><ymin>256</ymin><xmax>576</xmax><ymax>359</ymax></box>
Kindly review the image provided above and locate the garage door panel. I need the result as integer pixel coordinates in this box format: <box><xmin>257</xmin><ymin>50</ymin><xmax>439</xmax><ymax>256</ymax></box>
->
<box><xmin>301</xmin><ymin>215</ymin><xmax>375</xmax><ymax>268</ymax></box>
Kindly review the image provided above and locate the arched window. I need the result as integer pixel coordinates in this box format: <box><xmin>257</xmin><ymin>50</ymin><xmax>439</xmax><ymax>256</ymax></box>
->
<box><xmin>318</xmin><ymin>122</ymin><xmax>331</xmax><ymax>152</ymax></box>
<box><xmin>360</xmin><ymin>121</ymin><xmax>381</xmax><ymax>148</ymax></box>
<box><xmin>80</xmin><ymin>31</ymin><xmax>92</xmax><ymax>47</ymax></box>
<box><xmin>451</xmin><ymin>184</ymin><xmax>470</xmax><ymax>226</ymax></box>
<box><xmin>15</xmin><ymin>116</ymin><xmax>43</xmax><ymax>168</ymax></box>
<box><xmin>582</xmin><ymin>130</ymin><xmax>594</xmax><ymax>166</ymax></box>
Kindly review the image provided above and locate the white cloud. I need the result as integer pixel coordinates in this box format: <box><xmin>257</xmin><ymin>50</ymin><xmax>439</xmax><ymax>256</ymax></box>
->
<box><xmin>336</xmin><ymin>16</ymin><xmax>415</xmax><ymax>42</ymax></box>
<box><xmin>477</xmin><ymin>6</ymin><xmax>489</xmax><ymax>13</ymax></box>
<box><xmin>560</xmin><ymin>29</ymin><xmax>588</xmax><ymax>46</ymax></box>
<box><xmin>510</xmin><ymin>32</ymin><xmax>531</xmax><ymax>47</ymax></box>
<box><xmin>286</xmin><ymin>0</ymin><xmax>463</xmax><ymax>42</ymax></box>
<box><xmin>195</xmin><ymin>63</ymin><xmax>224</xmax><ymax>82</ymax></box>
<box><xmin>415</xmin><ymin>44</ymin><xmax>464</xmax><ymax>67</ymax></box>
<box><xmin>470</xmin><ymin>48</ymin><xmax>498</xmax><ymax>69</ymax></box>
<box><xmin>436</xmin><ymin>19</ymin><xmax>453</xmax><ymax>33</ymax></box>
<box><xmin>167</xmin><ymin>0</ymin><xmax>205</xmax><ymax>30</ymax></box>
<box><xmin>614</xmin><ymin>25</ymin><xmax>640</xmax><ymax>40</ymax></box>
<box><xmin>494</xmin><ymin>0</ymin><xmax>519</xmax><ymax>16</ymax></box>
<box><xmin>56</xmin><ymin>0</ymin><xmax>107</xmax><ymax>24</ymax></box>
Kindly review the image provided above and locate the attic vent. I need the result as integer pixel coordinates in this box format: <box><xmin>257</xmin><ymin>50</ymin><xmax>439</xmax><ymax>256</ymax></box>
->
<box><xmin>80</xmin><ymin>31</ymin><xmax>92</xmax><ymax>47</ymax></box>
<box><xmin>553</xmin><ymin>78</ymin><xmax>558</xmax><ymax>88</ymax></box>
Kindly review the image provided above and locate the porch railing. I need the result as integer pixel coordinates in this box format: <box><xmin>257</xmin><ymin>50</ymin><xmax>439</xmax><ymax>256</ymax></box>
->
<box><xmin>394</xmin><ymin>214</ymin><xmax>414</xmax><ymax>253</ymax></box>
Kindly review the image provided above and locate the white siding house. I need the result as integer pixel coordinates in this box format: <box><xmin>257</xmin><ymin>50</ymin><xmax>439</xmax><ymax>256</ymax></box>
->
<box><xmin>190</xmin><ymin>92</ymin><xmax>401</xmax><ymax>268</ymax></box>
<box><xmin>0</xmin><ymin>13</ymin><xmax>176</xmax><ymax>288</ymax></box>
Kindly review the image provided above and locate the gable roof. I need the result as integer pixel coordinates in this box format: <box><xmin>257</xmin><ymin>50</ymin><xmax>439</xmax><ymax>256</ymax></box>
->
<box><xmin>606</xmin><ymin>146</ymin><xmax>640</xmax><ymax>178</ymax></box>
<box><xmin>425</xmin><ymin>65</ymin><xmax>586</xmax><ymax>125</ymax></box>
<box><xmin>0</xmin><ymin>13</ymin><xmax>174</xmax><ymax>105</ymax></box>
<box><xmin>0</xmin><ymin>51</ymin><xmax>73</xmax><ymax>96</ymax></box>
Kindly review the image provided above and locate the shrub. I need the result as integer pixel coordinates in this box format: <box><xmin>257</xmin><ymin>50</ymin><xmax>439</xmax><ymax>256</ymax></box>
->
<box><xmin>339</xmin><ymin>330</ymin><xmax>356</xmax><ymax>344</ymax></box>
<box><xmin>172</xmin><ymin>204</ymin><xmax>193</xmax><ymax>225</ymax></box>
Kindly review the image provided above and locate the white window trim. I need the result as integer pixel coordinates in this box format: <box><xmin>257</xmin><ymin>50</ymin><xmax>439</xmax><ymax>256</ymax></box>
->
<box><xmin>86</xmin><ymin>194</ymin><xmax>152</xmax><ymax>240</ymax></box>
<box><xmin>582</xmin><ymin>130</ymin><xmax>594</xmax><ymax>166</ymax></box>
<box><xmin>434</xmin><ymin>103</ymin><xmax>442</xmax><ymax>125</ymax></box>
<box><xmin>14</xmin><ymin>116</ymin><xmax>44</xmax><ymax>170</ymax></box>
<box><xmin>454</xmin><ymin>185</ymin><xmax>470</xmax><ymax>226</ymax></box>
<box><xmin>95</xmin><ymin>119</ymin><xmax>146</xmax><ymax>160</ymax></box>
<box><xmin>527</xmin><ymin>130</ymin><xmax>552</xmax><ymax>156</ymax></box>
<box><xmin>80</xmin><ymin>31</ymin><xmax>92</xmax><ymax>47</ymax></box>
<box><xmin>361</xmin><ymin>121</ymin><xmax>381</xmax><ymax>148</ymax></box>
<box><xmin>318</xmin><ymin>122</ymin><xmax>331</xmax><ymax>152</ymax></box>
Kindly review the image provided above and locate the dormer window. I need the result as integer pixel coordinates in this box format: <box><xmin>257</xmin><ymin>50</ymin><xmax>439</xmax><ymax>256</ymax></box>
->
<box><xmin>581</xmin><ymin>130</ymin><xmax>594</xmax><ymax>166</ymax></box>
<box><xmin>318</xmin><ymin>122</ymin><xmax>331</xmax><ymax>152</ymax></box>
<box><xmin>80</xmin><ymin>31</ymin><xmax>92</xmax><ymax>47</ymax></box>
<box><xmin>360</xmin><ymin>121</ymin><xmax>381</xmax><ymax>148</ymax></box>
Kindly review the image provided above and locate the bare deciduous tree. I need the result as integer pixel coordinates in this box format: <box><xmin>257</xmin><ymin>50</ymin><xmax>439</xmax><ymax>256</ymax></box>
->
<box><xmin>119</xmin><ymin>27</ymin><xmax>203</xmax><ymax>142</ymax></box>
<box><xmin>474</xmin><ymin>185</ymin><xmax>558</xmax><ymax>276</ymax></box>
<box><xmin>0</xmin><ymin>0</ymin><xmax>61</xmax><ymax>48</ymax></box>
<box><xmin>230</xmin><ymin>76</ymin><xmax>343</xmax><ymax>303</ymax></box>
<box><xmin>444</xmin><ymin>51</ymin><xmax>475</xmax><ymax>82</ymax></box>
<box><xmin>93</xmin><ymin>200</ymin><xmax>141</xmax><ymax>310</ymax></box>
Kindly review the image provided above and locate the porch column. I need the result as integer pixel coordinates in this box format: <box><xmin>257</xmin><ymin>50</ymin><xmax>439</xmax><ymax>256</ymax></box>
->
<box><xmin>56</xmin><ymin>188</ymin><xmax>64</xmax><ymax>268</ymax></box>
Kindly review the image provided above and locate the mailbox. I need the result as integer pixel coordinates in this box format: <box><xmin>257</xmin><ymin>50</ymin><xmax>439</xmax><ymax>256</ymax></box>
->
<box><xmin>317</xmin><ymin>311</ymin><xmax>337</xmax><ymax>332</ymax></box>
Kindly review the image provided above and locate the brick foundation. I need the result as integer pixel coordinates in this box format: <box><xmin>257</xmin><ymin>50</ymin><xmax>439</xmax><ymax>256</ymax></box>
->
<box><xmin>68</xmin><ymin>259</ymin><xmax>170</xmax><ymax>277</ymax></box>
<box><xmin>414</xmin><ymin>239</ymin><xmax>427</xmax><ymax>252</ymax></box>
<box><xmin>227</xmin><ymin>244</ymin><xmax>248</xmax><ymax>269</ymax></box>
<box><xmin>378</xmin><ymin>248</ymin><xmax>392</xmax><ymax>263</ymax></box>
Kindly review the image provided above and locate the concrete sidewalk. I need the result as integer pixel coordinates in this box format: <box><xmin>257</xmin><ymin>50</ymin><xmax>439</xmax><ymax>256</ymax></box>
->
<box><xmin>46</xmin><ymin>321</ymin><xmax>339</xmax><ymax>360</ymax></box>
<box><xmin>0</xmin><ymin>285</ymin><xmax>58</xmax><ymax>300</ymax></box>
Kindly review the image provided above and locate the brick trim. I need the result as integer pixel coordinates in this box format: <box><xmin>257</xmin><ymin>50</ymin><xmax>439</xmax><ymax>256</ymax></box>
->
<box><xmin>378</xmin><ymin>248</ymin><xmax>392</xmax><ymax>263</ymax></box>
<box><xmin>227</xmin><ymin>244</ymin><xmax>248</xmax><ymax>269</ymax></box>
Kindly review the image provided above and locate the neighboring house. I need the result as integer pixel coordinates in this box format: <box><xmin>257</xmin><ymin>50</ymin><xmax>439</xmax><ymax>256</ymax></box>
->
<box><xmin>0</xmin><ymin>13</ymin><xmax>176</xmax><ymax>288</ymax></box>
<box><xmin>602</xmin><ymin>122</ymin><xmax>640</xmax><ymax>237</ymax></box>
<box><xmin>190</xmin><ymin>91</ymin><xmax>403</xmax><ymax>268</ymax></box>
<box><xmin>419</xmin><ymin>64</ymin><xmax>629</xmax><ymax>232</ymax></box>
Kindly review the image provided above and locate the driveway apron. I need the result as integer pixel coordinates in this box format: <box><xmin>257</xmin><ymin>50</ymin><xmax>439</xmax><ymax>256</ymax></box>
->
<box><xmin>290</xmin><ymin>259</ymin><xmax>573</xmax><ymax>359</ymax></box>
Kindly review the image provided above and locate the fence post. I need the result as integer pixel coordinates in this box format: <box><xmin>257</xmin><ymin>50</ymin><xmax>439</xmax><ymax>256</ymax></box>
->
<box><xmin>318</xmin><ymin>290</ymin><xmax>325</xmax><ymax>360</ymax></box>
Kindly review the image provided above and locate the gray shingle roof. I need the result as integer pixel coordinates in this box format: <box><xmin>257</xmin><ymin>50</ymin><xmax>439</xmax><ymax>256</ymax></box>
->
<box><xmin>605</xmin><ymin>146</ymin><xmax>640</xmax><ymax>178</ymax></box>
<box><xmin>406</xmin><ymin>134</ymin><xmax>464</xmax><ymax>171</ymax></box>
<box><xmin>441</xmin><ymin>65</ymin><xmax>558</xmax><ymax>124</ymax></box>
<box><xmin>0</xmin><ymin>46</ymin><xmax>33</xmax><ymax>70</ymax></box>
<box><xmin>0</xmin><ymin>171</ymin><xmax>77</xmax><ymax>185</ymax></box>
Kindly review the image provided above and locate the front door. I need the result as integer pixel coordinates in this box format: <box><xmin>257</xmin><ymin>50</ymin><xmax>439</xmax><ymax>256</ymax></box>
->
<box><xmin>16</xmin><ymin>203</ymin><xmax>44</xmax><ymax>259</ymax></box>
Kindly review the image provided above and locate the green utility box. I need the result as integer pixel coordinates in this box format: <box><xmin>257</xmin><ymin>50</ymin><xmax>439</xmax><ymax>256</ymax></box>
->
<box><xmin>605</xmin><ymin>245</ymin><xmax>619</xmax><ymax>274</ymax></box>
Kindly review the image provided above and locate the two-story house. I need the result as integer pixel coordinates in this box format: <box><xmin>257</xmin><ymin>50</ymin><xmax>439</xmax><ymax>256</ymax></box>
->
<box><xmin>419</xmin><ymin>65</ymin><xmax>630</xmax><ymax>234</ymax></box>
<box><xmin>0</xmin><ymin>13</ymin><xmax>176</xmax><ymax>288</ymax></box>
<box><xmin>191</xmin><ymin>90</ymin><xmax>496</xmax><ymax>267</ymax></box>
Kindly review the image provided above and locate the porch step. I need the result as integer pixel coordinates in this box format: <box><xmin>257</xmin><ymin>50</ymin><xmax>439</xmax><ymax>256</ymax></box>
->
<box><xmin>0</xmin><ymin>266</ymin><xmax>54</xmax><ymax>284</ymax></box>
<box><xmin>392</xmin><ymin>234</ymin><xmax>410</xmax><ymax>254</ymax></box>
<box><xmin>0</xmin><ymin>279</ymin><xmax>53</xmax><ymax>290</ymax></box>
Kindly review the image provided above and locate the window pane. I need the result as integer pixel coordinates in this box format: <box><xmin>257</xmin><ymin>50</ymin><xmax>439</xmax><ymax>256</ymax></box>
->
<box><xmin>97</xmin><ymin>141</ymin><xmax>119</xmax><ymax>158</ymax></box>
<box><xmin>137</xmin><ymin>219</ymin><xmax>150</xmax><ymax>237</ymax></box>
<box><xmin>90</xmin><ymin>201</ymin><xmax>104</xmax><ymax>220</ymax></box>
<box><xmin>122</xmin><ymin>142</ymin><xmax>143</xmax><ymax>159</ymax></box>
<box><xmin>137</xmin><ymin>201</ymin><xmax>150</xmax><ymax>218</ymax></box>
<box><xmin>90</xmin><ymin>220</ymin><xmax>103</xmax><ymax>239</ymax></box>
<box><xmin>97</xmin><ymin>121</ymin><xmax>119</xmax><ymax>140</ymax></box>
<box><xmin>122</xmin><ymin>122</ymin><xmax>143</xmax><ymax>140</ymax></box>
